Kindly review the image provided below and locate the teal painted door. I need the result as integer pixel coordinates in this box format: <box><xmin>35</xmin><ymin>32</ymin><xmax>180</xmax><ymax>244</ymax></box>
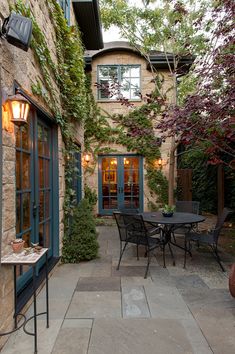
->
<box><xmin>16</xmin><ymin>112</ymin><xmax>54</xmax><ymax>291</ymax></box>
<box><xmin>98</xmin><ymin>155</ymin><xmax>143</xmax><ymax>215</ymax></box>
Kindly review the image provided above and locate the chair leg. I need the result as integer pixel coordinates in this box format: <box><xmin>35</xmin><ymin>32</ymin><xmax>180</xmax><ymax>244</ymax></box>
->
<box><xmin>172</xmin><ymin>232</ymin><xmax>177</xmax><ymax>243</ymax></box>
<box><xmin>162</xmin><ymin>244</ymin><xmax>166</xmax><ymax>268</ymax></box>
<box><xmin>117</xmin><ymin>242</ymin><xmax>128</xmax><ymax>270</ymax></box>
<box><xmin>184</xmin><ymin>237</ymin><xmax>188</xmax><ymax>269</ymax></box>
<box><xmin>212</xmin><ymin>246</ymin><xmax>226</xmax><ymax>272</ymax></box>
<box><xmin>136</xmin><ymin>244</ymin><xmax>139</xmax><ymax>260</ymax></box>
<box><xmin>144</xmin><ymin>251</ymin><xmax>151</xmax><ymax>278</ymax></box>
<box><xmin>168</xmin><ymin>243</ymin><xmax>175</xmax><ymax>266</ymax></box>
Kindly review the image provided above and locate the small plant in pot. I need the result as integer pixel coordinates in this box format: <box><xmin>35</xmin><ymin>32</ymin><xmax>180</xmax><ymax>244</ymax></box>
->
<box><xmin>11</xmin><ymin>238</ymin><xmax>25</xmax><ymax>253</ymax></box>
<box><xmin>162</xmin><ymin>204</ymin><xmax>175</xmax><ymax>217</ymax></box>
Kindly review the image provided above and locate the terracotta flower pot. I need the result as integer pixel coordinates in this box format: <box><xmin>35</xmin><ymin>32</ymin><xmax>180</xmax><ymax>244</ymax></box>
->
<box><xmin>229</xmin><ymin>263</ymin><xmax>235</xmax><ymax>298</ymax></box>
<box><xmin>11</xmin><ymin>239</ymin><xmax>25</xmax><ymax>253</ymax></box>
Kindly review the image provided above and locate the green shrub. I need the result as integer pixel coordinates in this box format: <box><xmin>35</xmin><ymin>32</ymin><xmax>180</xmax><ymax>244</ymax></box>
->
<box><xmin>84</xmin><ymin>185</ymin><xmax>98</xmax><ymax>209</ymax></box>
<box><xmin>62</xmin><ymin>198</ymin><xmax>99</xmax><ymax>263</ymax></box>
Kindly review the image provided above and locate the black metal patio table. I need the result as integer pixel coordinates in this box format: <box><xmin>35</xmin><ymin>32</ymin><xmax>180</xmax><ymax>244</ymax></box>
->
<box><xmin>141</xmin><ymin>212</ymin><xmax>205</xmax><ymax>267</ymax></box>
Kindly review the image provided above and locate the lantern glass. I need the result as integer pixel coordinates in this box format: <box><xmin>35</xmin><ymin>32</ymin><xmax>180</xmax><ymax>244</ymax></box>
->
<box><xmin>8</xmin><ymin>94</ymin><xmax>30</xmax><ymax>125</ymax></box>
<box><xmin>84</xmin><ymin>154</ymin><xmax>90</xmax><ymax>163</ymax></box>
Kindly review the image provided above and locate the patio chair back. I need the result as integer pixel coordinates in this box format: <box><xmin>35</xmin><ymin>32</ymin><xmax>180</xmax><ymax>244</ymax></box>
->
<box><xmin>175</xmin><ymin>201</ymin><xmax>200</xmax><ymax>214</ymax></box>
<box><xmin>113</xmin><ymin>211</ymin><xmax>129</xmax><ymax>242</ymax></box>
<box><xmin>213</xmin><ymin>207</ymin><xmax>233</xmax><ymax>244</ymax></box>
<box><xmin>123</xmin><ymin>213</ymin><xmax>149</xmax><ymax>245</ymax></box>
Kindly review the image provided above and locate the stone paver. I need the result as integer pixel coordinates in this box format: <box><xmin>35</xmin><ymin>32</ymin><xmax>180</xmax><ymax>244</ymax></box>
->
<box><xmin>76</xmin><ymin>276</ymin><xmax>120</xmax><ymax>291</ymax></box>
<box><xmin>66</xmin><ymin>291</ymin><xmax>122</xmax><ymax>318</ymax></box>
<box><xmin>51</xmin><ymin>320</ymin><xmax>92</xmax><ymax>354</ymax></box>
<box><xmin>88</xmin><ymin>318</ymin><xmax>194</xmax><ymax>354</ymax></box>
<box><xmin>1</xmin><ymin>225</ymin><xmax>235</xmax><ymax>354</ymax></box>
<box><xmin>122</xmin><ymin>286</ymin><xmax>150</xmax><ymax>318</ymax></box>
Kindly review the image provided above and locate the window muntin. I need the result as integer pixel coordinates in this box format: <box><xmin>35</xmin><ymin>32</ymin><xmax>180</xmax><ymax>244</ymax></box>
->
<box><xmin>98</xmin><ymin>65</ymin><xmax>141</xmax><ymax>100</ymax></box>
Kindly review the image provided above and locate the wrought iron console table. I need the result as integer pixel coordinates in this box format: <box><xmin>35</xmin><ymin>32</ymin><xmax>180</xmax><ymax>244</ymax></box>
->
<box><xmin>0</xmin><ymin>248</ymin><xmax>49</xmax><ymax>353</ymax></box>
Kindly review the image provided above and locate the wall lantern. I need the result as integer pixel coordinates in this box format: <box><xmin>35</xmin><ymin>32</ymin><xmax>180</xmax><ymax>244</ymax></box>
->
<box><xmin>84</xmin><ymin>153</ymin><xmax>91</xmax><ymax>164</ymax></box>
<box><xmin>157</xmin><ymin>158</ymin><xmax>162</xmax><ymax>167</ymax></box>
<box><xmin>6</xmin><ymin>94</ymin><xmax>30</xmax><ymax>126</ymax></box>
<box><xmin>155</xmin><ymin>158</ymin><xmax>163</xmax><ymax>169</ymax></box>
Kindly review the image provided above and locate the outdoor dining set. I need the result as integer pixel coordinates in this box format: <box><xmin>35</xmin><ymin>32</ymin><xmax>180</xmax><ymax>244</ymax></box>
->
<box><xmin>114</xmin><ymin>201</ymin><xmax>233</xmax><ymax>278</ymax></box>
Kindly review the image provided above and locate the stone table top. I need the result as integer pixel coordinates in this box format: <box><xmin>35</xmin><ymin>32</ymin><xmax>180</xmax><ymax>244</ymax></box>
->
<box><xmin>1</xmin><ymin>248</ymin><xmax>48</xmax><ymax>265</ymax></box>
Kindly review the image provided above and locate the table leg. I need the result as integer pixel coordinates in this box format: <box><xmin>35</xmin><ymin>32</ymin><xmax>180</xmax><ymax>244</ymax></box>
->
<box><xmin>13</xmin><ymin>266</ymin><xmax>17</xmax><ymax>329</ymax></box>
<box><xmin>33</xmin><ymin>266</ymin><xmax>37</xmax><ymax>354</ymax></box>
<box><xmin>45</xmin><ymin>251</ymin><xmax>49</xmax><ymax>328</ymax></box>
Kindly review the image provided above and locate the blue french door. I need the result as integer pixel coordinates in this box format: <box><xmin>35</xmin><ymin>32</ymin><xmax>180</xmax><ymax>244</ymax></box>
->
<box><xmin>98</xmin><ymin>155</ymin><xmax>143</xmax><ymax>215</ymax></box>
<box><xmin>16</xmin><ymin>111</ymin><xmax>54</xmax><ymax>290</ymax></box>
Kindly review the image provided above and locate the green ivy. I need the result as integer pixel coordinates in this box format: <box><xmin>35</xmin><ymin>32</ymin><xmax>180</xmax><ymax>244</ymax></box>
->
<box><xmin>84</xmin><ymin>82</ymin><xmax>168</xmax><ymax>206</ymax></box>
<box><xmin>13</xmin><ymin>0</ymin><xmax>91</xmax><ymax>243</ymax></box>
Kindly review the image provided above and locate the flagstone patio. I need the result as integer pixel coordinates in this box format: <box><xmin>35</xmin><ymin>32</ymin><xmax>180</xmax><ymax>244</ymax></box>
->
<box><xmin>1</xmin><ymin>225</ymin><xmax>235</xmax><ymax>354</ymax></box>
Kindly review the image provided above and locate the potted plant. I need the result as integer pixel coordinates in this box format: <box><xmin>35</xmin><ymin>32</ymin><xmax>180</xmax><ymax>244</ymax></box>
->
<box><xmin>162</xmin><ymin>204</ymin><xmax>175</xmax><ymax>217</ymax></box>
<box><xmin>11</xmin><ymin>238</ymin><xmax>25</xmax><ymax>253</ymax></box>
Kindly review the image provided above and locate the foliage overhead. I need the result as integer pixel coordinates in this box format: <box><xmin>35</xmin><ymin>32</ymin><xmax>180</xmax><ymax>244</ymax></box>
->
<box><xmin>156</xmin><ymin>0</ymin><xmax>235</xmax><ymax>166</ymax></box>
<box><xmin>101</xmin><ymin>0</ymin><xmax>235</xmax><ymax>167</ymax></box>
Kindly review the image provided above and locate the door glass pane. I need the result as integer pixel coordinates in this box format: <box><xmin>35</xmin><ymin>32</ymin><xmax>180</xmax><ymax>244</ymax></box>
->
<box><xmin>44</xmin><ymin>160</ymin><xmax>50</xmax><ymax>188</ymax></box>
<box><xmin>22</xmin><ymin>193</ymin><xmax>30</xmax><ymax>230</ymax></box>
<box><xmin>123</xmin><ymin>157</ymin><xmax>139</xmax><ymax>209</ymax></box>
<box><xmin>39</xmin><ymin>158</ymin><xmax>44</xmax><ymax>188</ymax></box>
<box><xmin>101</xmin><ymin>157</ymin><xmax>117</xmax><ymax>210</ymax></box>
<box><xmin>38</xmin><ymin>125</ymin><xmax>43</xmax><ymax>155</ymax></box>
<box><xmin>16</xmin><ymin>152</ymin><xmax>21</xmax><ymax>190</ymax></box>
<box><xmin>39</xmin><ymin>191</ymin><xmax>44</xmax><ymax>222</ymax></box>
<box><xmin>39</xmin><ymin>223</ymin><xmax>44</xmax><ymax>247</ymax></box>
<box><xmin>45</xmin><ymin>191</ymin><xmax>50</xmax><ymax>218</ymax></box>
<box><xmin>44</xmin><ymin>128</ymin><xmax>50</xmax><ymax>157</ymax></box>
<box><xmin>45</xmin><ymin>222</ymin><xmax>50</xmax><ymax>248</ymax></box>
<box><xmin>22</xmin><ymin>125</ymin><xmax>30</xmax><ymax>150</ymax></box>
<box><xmin>22</xmin><ymin>232</ymin><xmax>31</xmax><ymax>248</ymax></box>
<box><xmin>22</xmin><ymin>153</ymin><xmax>30</xmax><ymax>189</ymax></box>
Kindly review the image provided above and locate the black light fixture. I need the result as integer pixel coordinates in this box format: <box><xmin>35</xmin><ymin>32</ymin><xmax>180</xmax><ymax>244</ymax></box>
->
<box><xmin>0</xmin><ymin>12</ymin><xmax>32</xmax><ymax>51</ymax></box>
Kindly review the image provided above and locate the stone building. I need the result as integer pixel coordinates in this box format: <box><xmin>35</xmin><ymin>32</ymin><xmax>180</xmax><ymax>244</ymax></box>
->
<box><xmin>0</xmin><ymin>0</ymin><xmax>103</xmax><ymax>347</ymax></box>
<box><xmin>84</xmin><ymin>41</ymin><xmax>192</xmax><ymax>215</ymax></box>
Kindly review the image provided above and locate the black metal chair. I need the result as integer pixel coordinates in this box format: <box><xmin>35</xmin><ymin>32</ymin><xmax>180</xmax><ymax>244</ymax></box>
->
<box><xmin>184</xmin><ymin>207</ymin><xmax>233</xmax><ymax>271</ymax></box>
<box><xmin>113</xmin><ymin>212</ymin><xmax>162</xmax><ymax>278</ymax></box>
<box><xmin>175</xmin><ymin>201</ymin><xmax>200</xmax><ymax>214</ymax></box>
<box><xmin>172</xmin><ymin>201</ymin><xmax>200</xmax><ymax>243</ymax></box>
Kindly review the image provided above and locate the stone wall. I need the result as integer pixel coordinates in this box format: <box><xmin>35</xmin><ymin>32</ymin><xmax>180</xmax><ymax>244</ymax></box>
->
<box><xmin>86</xmin><ymin>51</ymin><xmax>174</xmax><ymax>212</ymax></box>
<box><xmin>0</xmin><ymin>0</ymin><xmax>84</xmax><ymax>347</ymax></box>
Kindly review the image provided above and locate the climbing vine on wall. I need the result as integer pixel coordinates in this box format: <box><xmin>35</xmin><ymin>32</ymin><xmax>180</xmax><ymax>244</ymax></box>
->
<box><xmin>13</xmin><ymin>0</ymin><xmax>89</xmax><ymax>233</ymax></box>
<box><xmin>84</xmin><ymin>76</ymin><xmax>168</xmax><ymax>207</ymax></box>
<box><xmin>14</xmin><ymin>0</ymin><xmax>168</xmax><ymax>215</ymax></box>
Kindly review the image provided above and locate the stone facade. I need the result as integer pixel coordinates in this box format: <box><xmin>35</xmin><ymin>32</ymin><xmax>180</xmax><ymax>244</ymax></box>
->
<box><xmin>0</xmin><ymin>0</ymin><xmax>84</xmax><ymax>347</ymax></box>
<box><xmin>86</xmin><ymin>48</ymin><xmax>174</xmax><ymax>213</ymax></box>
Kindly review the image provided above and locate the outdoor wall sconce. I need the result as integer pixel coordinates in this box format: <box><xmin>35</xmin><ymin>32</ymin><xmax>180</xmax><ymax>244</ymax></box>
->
<box><xmin>6</xmin><ymin>94</ymin><xmax>30</xmax><ymax>126</ymax></box>
<box><xmin>83</xmin><ymin>153</ymin><xmax>91</xmax><ymax>164</ymax></box>
<box><xmin>155</xmin><ymin>158</ymin><xmax>163</xmax><ymax>168</ymax></box>
<box><xmin>0</xmin><ymin>13</ymin><xmax>32</xmax><ymax>51</ymax></box>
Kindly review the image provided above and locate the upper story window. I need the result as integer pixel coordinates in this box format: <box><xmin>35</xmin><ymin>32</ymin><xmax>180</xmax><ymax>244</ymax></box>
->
<box><xmin>97</xmin><ymin>65</ymin><xmax>141</xmax><ymax>101</ymax></box>
<box><xmin>59</xmin><ymin>0</ymin><xmax>70</xmax><ymax>23</ymax></box>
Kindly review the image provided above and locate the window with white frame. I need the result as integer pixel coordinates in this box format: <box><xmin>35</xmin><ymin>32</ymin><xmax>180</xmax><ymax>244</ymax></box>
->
<box><xmin>97</xmin><ymin>65</ymin><xmax>141</xmax><ymax>100</ymax></box>
<box><xmin>59</xmin><ymin>0</ymin><xmax>70</xmax><ymax>23</ymax></box>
